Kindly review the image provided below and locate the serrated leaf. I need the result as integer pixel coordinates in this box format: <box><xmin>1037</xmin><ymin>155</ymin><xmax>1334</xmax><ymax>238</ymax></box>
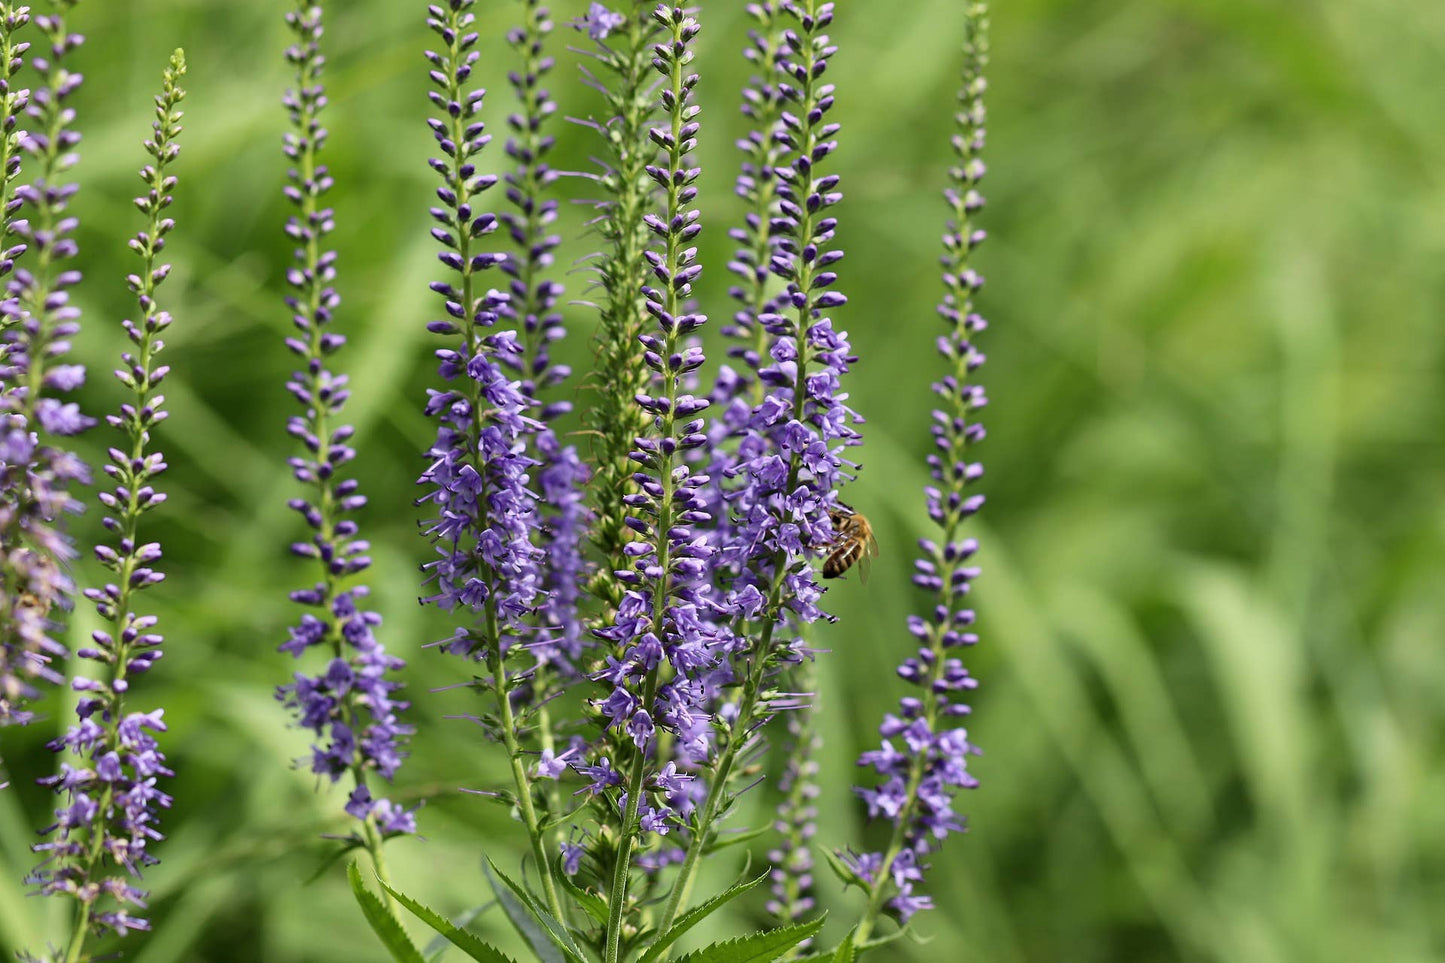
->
<box><xmin>347</xmin><ymin>861</ymin><xmax>427</xmax><ymax>963</ymax></box>
<box><xmin>556</xmin><ymin>871</ymin><xmax>610</xmax><ymax>926</ymax></box>
<box><xmin>380</xmin><ymin>880</ymin><xmax>518</xmax><ymax>963</ymax></box>
<box><xmin>830</xmin><ymin>935</ymin><xmax>856</xmax><ymax>963</ymax></box>
<box><xmin>483</xmin><ymin>858</ymin><xmax>586</xmax><ymax>963</ymax></box>
<box><xmin>673</xmin><ymin>917</ymin><xmax>825</xmax><ymax>963</ymax></box>
<box><xmin>424</xmin><ymin>903</ymin><xmax>492</xmax><ymax>960</ymax></box>
<box><xmin>639</xmin><ymin>870</ymin><xmax>771</xmax><ymax>963</ymax></box>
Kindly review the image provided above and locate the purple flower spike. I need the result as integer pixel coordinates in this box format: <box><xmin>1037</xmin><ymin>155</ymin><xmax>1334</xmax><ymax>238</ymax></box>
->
<box><xmin>501</xmin><ymin>1</ymin><xmax>592</xmax><ymax>680</ymax></box>
<box><xmin>28</xmin><ymin>51</ymin><xmax>187</xmax><ymax>945</ymax></box>
<box><xmin>275</xmin><ymin>3</ymin><xmax>413</xmax><ymax>837</ymax></box>
<box><xmin>723</xmin><ymin>0</ymin><xmax>860</xmax><ymax>634</ymax></box>
<box><xmin>417</xmin><ymin>0</ymin><xmax>573</xmax><ymax>917</ymax></box>
<box><xmin>0</xmin><ymin>4</ymin><xmax>93</xmax><ymax>730</ymax></box>
<box><xmin>847</xmin><ymin>4</ymin><xmax>990</xmax><ymax>938</ymax></box>
<box><xmin>577</xmin><ymin>7</ymin><xmax>728</xmax><ymax>894</ymax></box>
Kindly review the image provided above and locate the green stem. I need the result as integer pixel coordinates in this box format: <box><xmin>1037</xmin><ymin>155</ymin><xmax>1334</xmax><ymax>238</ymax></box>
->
<box><xmin>587</xmin><ymin>1</ymin><xmax>662</xmax><ymax>610</ymax></box>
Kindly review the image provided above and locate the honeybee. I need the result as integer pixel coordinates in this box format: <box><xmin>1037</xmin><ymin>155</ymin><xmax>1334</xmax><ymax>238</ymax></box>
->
<box><xmin>823</xmin><ymin>503</ymin><xmax>879</xmax><ymax>582</ymax></box>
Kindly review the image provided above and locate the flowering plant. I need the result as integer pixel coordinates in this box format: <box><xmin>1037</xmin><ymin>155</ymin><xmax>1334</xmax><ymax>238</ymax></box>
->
<box><xmin>0</xmin><ymin>1</ymin><xmax>992</xmax><ymax>960</ymax></box>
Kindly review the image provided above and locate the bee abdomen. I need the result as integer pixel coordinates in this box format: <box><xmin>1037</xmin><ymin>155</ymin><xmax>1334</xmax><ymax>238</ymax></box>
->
<box><xmin>823</xmin><ymin>543</ymin><xmax>862</xmax><ymax>579</ymax></box>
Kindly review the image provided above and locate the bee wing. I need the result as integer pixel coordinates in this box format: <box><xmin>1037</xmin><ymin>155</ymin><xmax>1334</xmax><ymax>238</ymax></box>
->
<box><xmin>858</xmin><ymin>531</ymin><xmax>879</xmax><ymax>584</ymax></box>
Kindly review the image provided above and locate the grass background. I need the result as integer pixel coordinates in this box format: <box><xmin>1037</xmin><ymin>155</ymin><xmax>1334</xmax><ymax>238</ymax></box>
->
<box><xmin>3</xmin><ymin>0</ymin><xmax>1444</xmax><ymax>959</ymax></box>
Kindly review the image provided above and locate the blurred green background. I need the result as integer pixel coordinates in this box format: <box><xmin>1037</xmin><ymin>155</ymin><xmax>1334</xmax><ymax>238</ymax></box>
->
<box><xmin>2</xmin><ymin>0</ymin><xmax>1443</xmax><ymax>959</ymax></box>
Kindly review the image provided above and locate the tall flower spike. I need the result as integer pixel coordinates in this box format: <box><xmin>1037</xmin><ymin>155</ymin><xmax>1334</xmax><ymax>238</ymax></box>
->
<box><xmin>721</xmin><ymin>1</ymin><xmax>787</xmax><ymax>406</ymax></box>
<box><xmin>582</xmin><ymin>9</ymin><xmax>723</xmax><ymax>960</ymax></box>
<box><xmin>697</xmin><ymin>0</ymin><xmax>787</xmax><ymax>568</ymax></box>
<box><xmin>416</xmin><ymin>0</ymin><xmax>565</xmax><ymax>922</ymax></box>
<box><xmin>0</xmin><ymin>1</ymin><xmax>93</xmax><ymax>731</ymax></box>
<box><xmin>652</xmin><ymin>0</ymin><xmax>859</xmax><ymax>937</ymax></box>
<box><xmin>28</xmin><ymin>49</ymin><xmax>185</xmax><ymax>948</ymax></box>
<box><xmin>500</xmin><ymin>1</ymin><xmax>590</xmax><ymax>680</ymax></box>
<box><xmin>570</xmin><ymin>1</ymin><xmax>666</xmax><ymax>611</ymax></box>
<box><xmin>846</xmin><ymin>4</ymin><xmax>988</xmax><ymax>943</ymax></box>
<box><xmin>275</xmin><ymin>2</ymin><xmax>415</xmax><ymax>851</ymax></box>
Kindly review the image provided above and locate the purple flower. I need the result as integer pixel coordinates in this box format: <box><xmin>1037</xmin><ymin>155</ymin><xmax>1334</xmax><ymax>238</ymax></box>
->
<box><xmin>0</xmin><ymin>6</ymin><xmax>91</xmax><ymax>729</ymax></box>
<box><xmin>500</xmin><ymin>2</ymin><xmax>592</xmax><ymax>681</ymax></box>
<box><xmin>576</xmin><ymin>2</ymin><xmax>626</xmax><ymax>41</ymax></box>
<box><xmin>275</xmin><ymin>3</ymin><xmax>412</xmax><ymax>834</ymax></box>
<box><xmin>577</xmin><ymin>5</ymin><xmax>727</xmax><ymax>842</ymax></box>
<box><xmin>418</xmin><ymin>13</ymin><xmax>573</xmax><ymax>913</ymax></box>
<box><xmin>848</xmin><ymin>4</ymin><xmax>990</xmax><ymax>933</ymax></box>
<box><xmin>28</xmin><ymin>51</ymin><xmax>186</xmax><ymax>943</ymax></box>
<box><xmin>560</xmin><ymin>840</ymin><xmax>585</xmax><ymax>875</ymax></box>
<box><xmin>721</xmin><ymin>0</ymin><xmax>859</xmax><ymax>640</ymax></box>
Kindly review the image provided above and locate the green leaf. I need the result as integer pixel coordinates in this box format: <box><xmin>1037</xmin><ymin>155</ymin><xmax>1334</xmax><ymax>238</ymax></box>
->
<box><xmin>821</xmin><ymin>850</ymin><xmax>865</xmax><ymax>890</ymax></box>
<box><xmin>424</xmin><ymin>904</ymin><xmax>492</xmax><ymax>961</ymax></box>
<box><xmin>673</xmin><ymin>918</ymin><xmax>825</xmax><ymax>963</ymax></box>
<box><xmin>379</xmin><ymin>880</ymin><xmax>518</xmax><ymax>963</ymax></box>
<box><xmin>347</xmin><ymin>861</ymin><xmax>427</xmax><ymax>963</ymax></box>
<box><xmin>703</xmin><ymin>824</ymin><xmax>770</xmax><ymax>855</ymax></box>
<box><xmin>639</xmin><ymin>870</ymin><xmax>771</xmax><ymax>963</ymax></box>
<box><xmin>830</xmin><ymin>935</ymin><xmax>857</xmax><ymax>963</ymax></box>
<box><xmin>482</xmin><ymin>858</ymin><xmax>586</xmax><ymax>963</ymax></box>
<box><xmin>556</xmin><ymin>871</ymin><xmax>610</xmax><ymax>926</ymax></box>
<box><xmin>303</xmin><ymin>839</ymin><xmax>363</xmax><ymax>886</ymax></box>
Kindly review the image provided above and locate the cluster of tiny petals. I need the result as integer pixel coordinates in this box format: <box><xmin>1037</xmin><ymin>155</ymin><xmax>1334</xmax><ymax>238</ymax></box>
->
<box><xmin>850</xmin><ymin>5</ymin><xmax>989</xmax><ymax>925</ymax></box>
<box><xmin>576</xmin><ymin>2</ymin><xmax>626</xmax><ymax>42</ymax></box>
<box><xmin>0</xmin><ymin>5</ymin><xmax>91</xmax><ymax>725</ymax></box>
<box><xmin>499</xmin><ymin>1</ymin><xmax>590</xmax><ymax>676</ymax></box>
<box><xmin>578</xmin><ymin>5</ymin><xmax>726</xmax><ymax>834</ymax></box>
<box><xmin>417</xmin><ymin>0</ymin><xmax>548</xmax><ymax>666</ymax></box>
<box><xmin>29</xmin><ymin>50</ymin><xmax>187</xmax><ymax>939</ymax></box>
<box><xmin>722</xmin><ymin>0</ymin><xmax>857</xmax><ymax>634</ymax></box>
<box><xmin>275</xmin><ymin>3</ymin><xmax>413</xmax><ymax>835</ymax></box>
<box><xmin>696</xmin><ymin>0</ymin><xmax>787</xmax><ymax>567</ymax></box>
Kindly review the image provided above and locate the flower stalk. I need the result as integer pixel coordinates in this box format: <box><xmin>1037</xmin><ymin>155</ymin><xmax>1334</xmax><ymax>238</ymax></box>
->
<box><xmin>0</xmin><ymin>0</ymin><xmax>92</xmax><ymax>731</ymax></box>
<box><xmin>587</xmin><ymin>6</ymin><xmax>714</xmax><ymax>959</ymax></box>
<box><xmin>654</xmin><ymin>0</ymin><xmax>856</xmax><ymax>938</ymax></box>
<box><xmin>275</xmin><ymin>3</ymin><xmax>414</xmax><ymax>910</ymax></box>
<box><xmin>846</xmin><ymin>4</ymin><xmax>989</xmax><ymax>948</ymax></box>
<box><xmin>30</xmin><ymin>48</ymin><xmax>185</xmax><ymax>958</ymax></box>
<box><xmin>416</xmin><ymin>0</ymin><xmax>564</xmax><ymax>923</ymax></box>
<box><xmin>576</xmin><ymin>0</ymin><xmax>666</xmax><ymax>611</ymax></box>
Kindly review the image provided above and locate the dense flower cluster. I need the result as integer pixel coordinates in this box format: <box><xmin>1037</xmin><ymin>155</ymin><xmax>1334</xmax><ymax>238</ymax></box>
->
<box><xmin>417</xmin><ymin>0</ymin><xmax>542</xmax><ymax>647</ymax></box>
<box><xmin>723</xmin><ymin>0</ymin><xmax>858</xmax><ymax>631</ymax></box>
<box><xmin>0</xmin><ymin>0</ymin><xmax>1001</xmax><ymax>958</ymax></box>
<box><xmin>29</xmin><ymin>49</ymin><xmax>186</xmax><ymax>941</ymax></box>
<box><xmin>581</xmin><ymin>2</ymin><xmax>723</xmax><ymax>832</ymax></box>
<box><xmin>848</xmin><ymin>3</ymin><xmax>989</xmax><ymax>933</ymax></box>
<box><xmin>500</xmin><ymin>1</ymin><xmax>589</xmax><ymax>678</ymax></box>
<box><xmin>275</xmin><ymin>2</ymin><xmax>412</xmax><ymax>836</ymax></box>
<box><xmin>0</xmin><ymin>4</ymin><xmax>91</xmax><ymax>730</ymax></box>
